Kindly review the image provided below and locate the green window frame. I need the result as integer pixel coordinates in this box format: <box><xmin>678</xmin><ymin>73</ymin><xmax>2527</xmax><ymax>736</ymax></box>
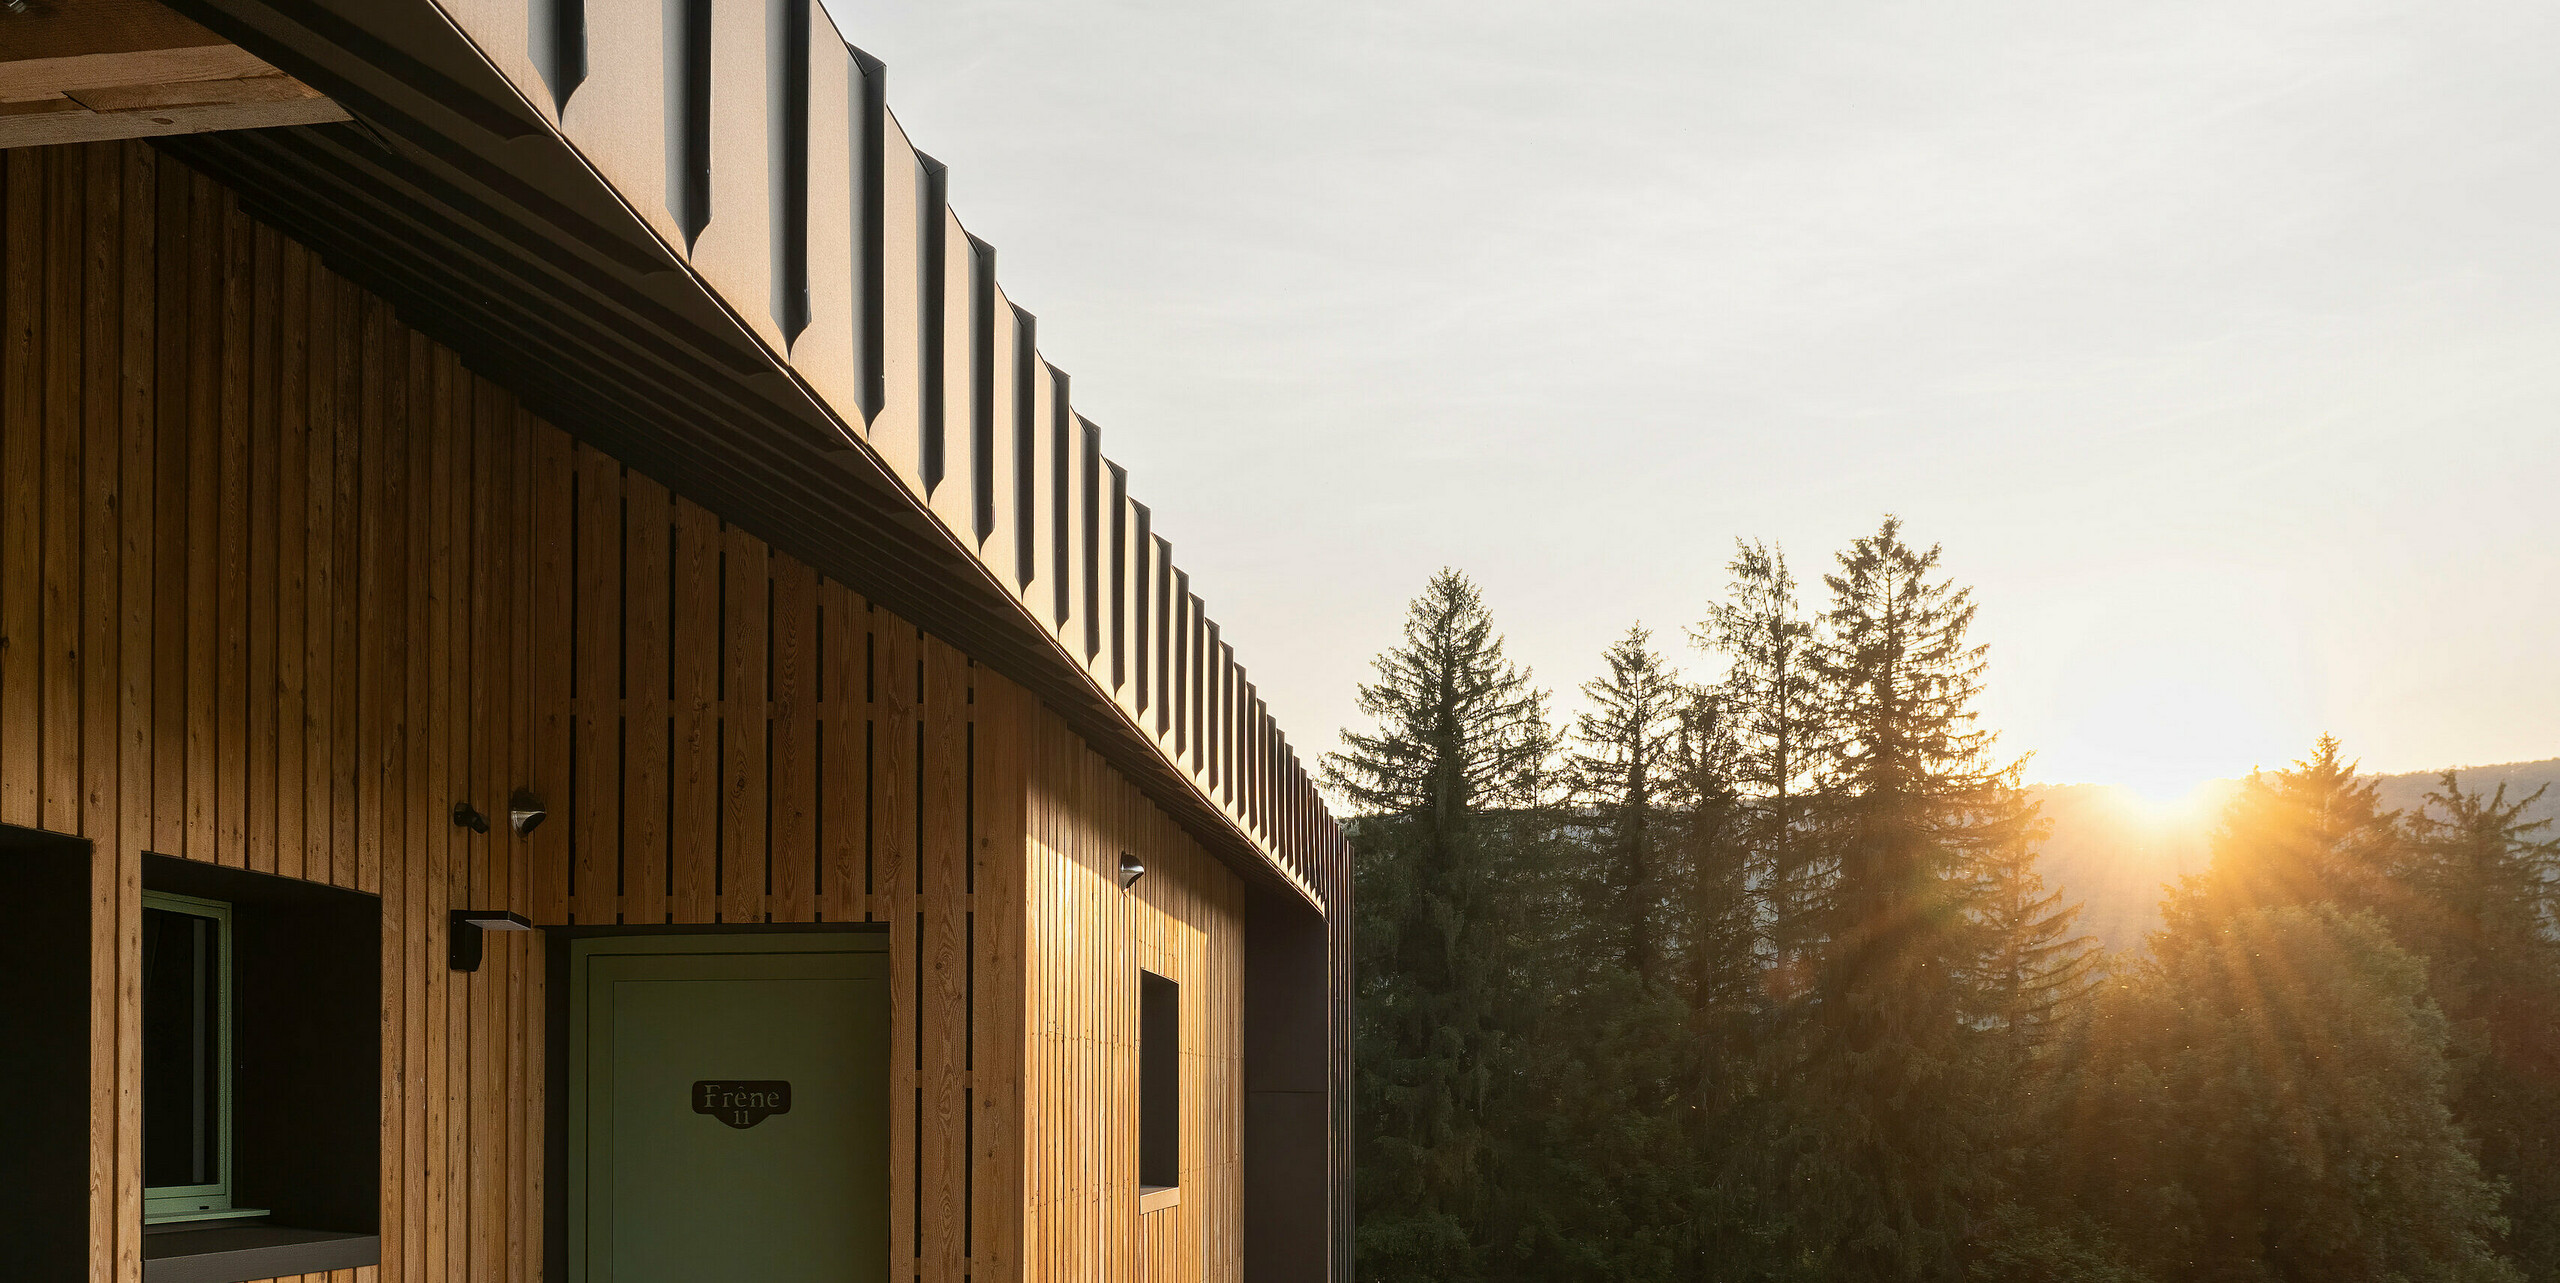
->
<box><xmin>140</xmin><ymin>890</ymin><xmax>264</xmax><ymax>1225</ymax></box>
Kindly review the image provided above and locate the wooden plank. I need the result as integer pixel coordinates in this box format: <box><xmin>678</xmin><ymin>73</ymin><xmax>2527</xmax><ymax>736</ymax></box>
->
<box><xmin>668</xmin><ymin>496</ymin><xmax>719</xmax><ymax>923</ymax></box>
<box><xmin>470</xmin><ymin>376</ymin><xmax>508</xmax><ymax>1283</ymax></box>
<box><xmin>73</xmin><ymin>140</ymin><xmax>117</xmax><ymax>1283</ymax></box>
<box><xmin>302</xmin><ymin>255</ymin><xmax>336</xmax><ymax>885</ymax></box>
<box><xmin>181</xmin><ymin>167</ymin><xmax>218</xmax><ymax>864</ymax></box>
<box><xmin>507</xmin><ymin>404</ymin><xmax>539</xmax><ymax>1283</ymax></box>
<box><xmin>0</xmin><ymin>149</ymin><xmax>37</xmax><ymax>828</ymax></box>
<box><xmin>245</xmin><ymin>217</ymin><xmax>278</xmax><ymax>875</ymax></box>
<box><xmin>875</xmin><ymin>613</ymin><xmax>916</xmax><ymax>1270</ymax></box>
<box><xmin>0</xmin><ymin>94</ymin><xmax>348</xmax><ymax>151</ymax></box>
<box><xmin>81</xmin><ymin>140</ymin><xmax>123</xmax><ymax>848</ymax></box>
<box><xmin>328</xmin><ymin>272</ymin><xmax>361</xmax><ymax>891</ymax></box>
<box><xmin>622</xmin><ymin>470</ymin><xmax>670</xmax><ymax>925</ymax></box>
<box><xmin>422</xmin><ymin>341</ymin><xmax>455</xmax><ymax>1283</ymax></box>
<box><xmin>460</xmin><ymin>375</ymin><xmax>492</xmax><ymax>1283</ymax></box>
<box><xmin>768</xmin><ymin>553</ymin><xmax>816</xmax><ymax>923</ymax></box>
<box><xmin>973</xmin><ymin>673</ymin><xmax>1026</xmax><ymax>1282</ymax></box>
<box><xmin>212</xmin><ymin>183</ymin><xmax>248</xmax><ymax>864</ymax></box>
<box><xmin>381</xmin><ymin>307</ymin><xmax>417</xmax><ymax>1283</ymax></box>
<box><xmin>920</xmin><ymin>635</ymin><xmax>969</xmax><ymax>1283</ymax></box>
<box><xmin>447</xmin><ymin>357</ymin><xmax>474</xmax><ymax>1283</ymax></box>
<box><xmin>353</xmin><ymin>293</ymin><xmax>387</xmax><ymax>895</ymax></box>
<box><xmin>354</xmin><ymin>298</ymin><xmax>392</xmax><ymax>1283</ymax></box>
<box><xmin>816</xmin><ymin>580</ymin><xmax>867</xmax><ymax>923</ymax></box>
<box><xmin>526</xmin><ymin>421</ymin><xmax>571</xmax><ymax>923</ymax></box>
<box><xmin>275</xmin><ymin>225</ymin><xmax>308</xmax><ymax>881</ymax></box>
<box><xmin>571</xmin><ymin>443</ymin><xmax>619</xmax><ymax>924</ymax></box>
<box><xmin>114</xmin><ymin>139</ymin><xmax>156</xmax><ymax>1283</ymax></box>
<box><xmin>40</xmin><ymin>144</ymin><xmax>82</xmax><ymax>833</ymax></box>
<box><xmin>134</xmin><ymin>151</ymin><xmax>182</xmax><ymax>865</ymax></box>
<box><xmin>720</xmin><ymin>520</ymin><xmax>767</xmax><ymax>923</ymax></box>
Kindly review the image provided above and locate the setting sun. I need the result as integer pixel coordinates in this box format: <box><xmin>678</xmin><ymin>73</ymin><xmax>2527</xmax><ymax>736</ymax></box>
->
<box><xmin>2121</xmin><ymin>776</ymin><xmax>2224</xmax><ymax>825</ymax></box>
<box><xmin>2013</xmin><ymin>586</ymin><xmax>2305</xmax><ymax>802</ymax></box>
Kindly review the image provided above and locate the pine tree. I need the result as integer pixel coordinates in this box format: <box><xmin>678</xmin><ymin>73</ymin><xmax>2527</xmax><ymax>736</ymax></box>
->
<box><xmin>1568</xmin><ymin>625</ymin><xmax>1687</xmax><ymax>987</ymax></box>
<box><xmin>2175</xmin><ymin>735</ymin><xmax>2402</xmax><ymax>921</ymax></box>
<box><xmin>1664</xmin><ymin>684</ymin><xmax>1816</xmax><ymax>1283</ymax></box>
<box><xmin>1700</xmin><ymin>539</ymin><xmax>1826</xmax><ymax>1002</ymax></box>
<box><xmin>1970</xmin><ymin>806</ymin><xmax>2101</xmax><ymax>1066</ymax></box>
<box><xmin>2399</xmin><ymin>774</ymin><xmax>2560</xmax><ymax>1278</ymax></box>
<box><xmin>1326</xmin><ymin>569</ymin><xmax>1555</xmax><ymax>1281</ymax></box>
<box><xmin>1668</xmin><ymin>684</ymin><xmax>1761</xmax><ymax>1038</ymax></box>
<box><xmin>2402</xmin><ymin>772</ymin><xmax>2560</xmax><ymax>1012</ymax></box>
<box><xmin>1964</xmin><ymin>804</ymin><xmax>2109</xmax><ymax>1280</ymax></box>
<box><xmin>1799</xmin><ymin>515</ymin><xmax>2019</xmax><ymax>1280</ymax></box>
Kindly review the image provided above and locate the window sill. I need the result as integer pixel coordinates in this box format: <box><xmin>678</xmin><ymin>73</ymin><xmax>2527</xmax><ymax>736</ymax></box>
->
<box><xmin>141</xmin><ymin>1223</ymin><xmax>378</xmax><ymax>1283</ymax></box>
<box><xmin>145</xmin><ymin>1206</ymin><xmax>271</xmax><ymax>1227</ymax></box>
<box><xmin>1139</xmin><ymin>1185</ymin><xmax>1181</xmax><ymax>1215</ymax></box>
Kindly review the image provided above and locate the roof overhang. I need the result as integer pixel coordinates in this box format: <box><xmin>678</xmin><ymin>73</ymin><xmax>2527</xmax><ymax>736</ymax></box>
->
<box><xmin>120</xmin><ymin>0</ymin><xmax>1342</xmax><ymax>909</ymax></box>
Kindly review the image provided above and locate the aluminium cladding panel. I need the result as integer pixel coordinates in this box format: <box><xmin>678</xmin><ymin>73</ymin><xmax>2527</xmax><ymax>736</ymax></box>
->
<box><xmin>978</xmin><ymin>277</ymin><xmax>1024</xmax><ymax>592</ymax></box>
<box><xmin>431</xmin><ymin>0</ymin><xmax>557</xmax><ymax>122</ymax></box>
<box><xmin>1028</xmin><ymin>359</ymin><xmax>1067</xmax><ymax>634</ymax></box>
<box><xmin>558</xmin><ymin>0</ymin><xmax>683</xmax><ymax>259</ymax></box>
<box><xmin>684</xmin><ymin>0</ymin><xmax>784</xmax><ymax>353</ymax></box>
<box><xmin>792</xmin><ymin>8</ymin><xmax>861</xmax><ymax>414</ymax></box>
<box><xmin>1058</xmin><ymin>405</ymin><xmax>1099</xmax><ymax>668</ymax></box>
<box><xmin>872</xmin><ymin>110</ymin><xmax>930</xmax><ymax>497</ymax></box>
<box><xmin>1113</xmin><ymin>490</ymin><xmax>1146</xmax><ymax>721</ymax></box>
<box><xmin>924</xmin><ymin>210</ymin><xmax>980</xmax><ymax>539</ymax></box>
<box><xmin>1152</xmin><ymin>535</ymin><xmax>1175</xmax><ymax>741</ymax></box>
<box><xmin>1104</xmin><ymin>462</ymin><xmax>1129</xmax><ymax>698</ymax></box>
<box><xmin>1072</xmin><ymin>417</ymin><xmax>1103</xmax><ymax>669</ymax></box>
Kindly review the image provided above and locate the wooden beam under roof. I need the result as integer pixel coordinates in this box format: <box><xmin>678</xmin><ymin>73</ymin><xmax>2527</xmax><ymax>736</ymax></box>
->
<box><xmin>0</xmin><ymin>0</ymin><xmax>344</xmax><ymax>148</ymax></box>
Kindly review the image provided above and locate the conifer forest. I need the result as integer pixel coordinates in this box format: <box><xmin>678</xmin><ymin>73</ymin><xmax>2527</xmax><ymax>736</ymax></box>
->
<box><xmin>1329</xmin><ymin>517</ymin><xmax>2560</xmax><ymax>1283</ymax></box>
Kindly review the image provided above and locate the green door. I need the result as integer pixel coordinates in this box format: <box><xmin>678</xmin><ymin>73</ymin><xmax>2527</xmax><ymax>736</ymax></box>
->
<box><xmin>569</xmin><ymin>934</ymin><xmax>891</xmax><ymax>1283</ymax></box>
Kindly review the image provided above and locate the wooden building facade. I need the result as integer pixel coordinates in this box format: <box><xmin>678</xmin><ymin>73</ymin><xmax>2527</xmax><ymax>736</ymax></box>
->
<box><xmin>0</xmin><ymin>2</ymin><xmax>1351</xmax><ymax>1281</ymax></box>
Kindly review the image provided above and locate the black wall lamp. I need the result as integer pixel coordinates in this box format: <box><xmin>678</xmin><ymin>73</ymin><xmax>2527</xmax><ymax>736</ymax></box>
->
<box><xmin>449</xmin><ymin>909</ymin><xmax>532</xmax><ymax>971</ymax></box>
<box><xmin>451</xmin><ymin>801</ymin><xmax>490</xmax><ymax>834</ymax></box>
<box><xmin>1119</xmin><ymin>852</ymin><xmax>1146</xmax><ymax>890</ymax></box>
<box><xmin>509</xmin><ymin>788</ymin><xmax>547</xmax><ymax>837</ymax></box>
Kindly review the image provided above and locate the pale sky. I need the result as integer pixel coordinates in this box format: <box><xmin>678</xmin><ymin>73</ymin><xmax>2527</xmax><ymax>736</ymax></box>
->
<box><xmin>819</xmin><ymin>0</ymin><xmax>2560</xmax><ymax>800</ymax></box>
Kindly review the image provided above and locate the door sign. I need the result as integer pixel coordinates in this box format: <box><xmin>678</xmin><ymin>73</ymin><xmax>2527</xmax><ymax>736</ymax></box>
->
<box><xmin>693</xmin><ymin>1080</ymin><xmax>792</xmax><ymax>1129</ymax></box>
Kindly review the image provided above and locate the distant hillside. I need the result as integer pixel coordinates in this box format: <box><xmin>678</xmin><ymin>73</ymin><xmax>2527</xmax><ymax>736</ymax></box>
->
<box><xmin>2030</xmin><ymin>757</ymin><xmax>2560</xmax><ymax>955</ymax></box>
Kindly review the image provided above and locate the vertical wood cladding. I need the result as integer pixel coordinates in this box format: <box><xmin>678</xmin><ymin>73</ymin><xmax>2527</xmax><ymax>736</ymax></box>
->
<box><xmin>1</xmin><ymin>139</ymin><xmax>1244</xmax><ymax>1283</ymax></box>
<box><xmin>1025</xmin><ymin>711</ymin><xmax>1246</xmax><ymax>1283</ymax></box>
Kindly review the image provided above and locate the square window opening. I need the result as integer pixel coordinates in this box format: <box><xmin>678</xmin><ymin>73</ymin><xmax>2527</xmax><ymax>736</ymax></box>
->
<box><xmin>1139</xmin><ymin>969</ymin><xmax>1180</xmax><ymax>1193</ymax></box>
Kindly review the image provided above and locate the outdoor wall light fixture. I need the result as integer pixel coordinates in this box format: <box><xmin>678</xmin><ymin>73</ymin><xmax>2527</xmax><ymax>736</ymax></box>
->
<box><xmin>1119</xmin><ymin>852</ymin><xmax>1146</xmax><ymax>890</ymax></box>
<box><xmin>448</xmin><ymin>909</ymin><xmax>533</xmax><ymax>972</ymax></box>
<box><xmin>451</xmin><ymin>802</ymin><xmax>491</xmax><ymax>834</ymax></box>
<box><xmin>508</xmin><ymin>788</ymin><xmax>547</xmax><ymax>837</ymax></box>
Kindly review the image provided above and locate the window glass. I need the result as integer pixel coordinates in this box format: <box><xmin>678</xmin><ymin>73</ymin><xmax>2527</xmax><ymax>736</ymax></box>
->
<box><xmin>142</xmin><ymin>892</ymin><xmax>250</xmax><ymax>1222</ymax></box>
<box><xmin>1140</xmin><ymin>970</ymin><xmax>1180</xmax><ymax>1190</ymax></box>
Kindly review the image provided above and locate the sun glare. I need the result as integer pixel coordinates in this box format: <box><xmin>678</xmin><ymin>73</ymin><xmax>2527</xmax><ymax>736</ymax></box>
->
<box><xmin>2121</xmin><ymin>777</ymin><xmax>2219</xmax><ymax>824</ymax></box>
<box><xmin>2035</xmin><ymin>662</ymin><xmax>2290</xmax><ymax>811</ymax></box>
